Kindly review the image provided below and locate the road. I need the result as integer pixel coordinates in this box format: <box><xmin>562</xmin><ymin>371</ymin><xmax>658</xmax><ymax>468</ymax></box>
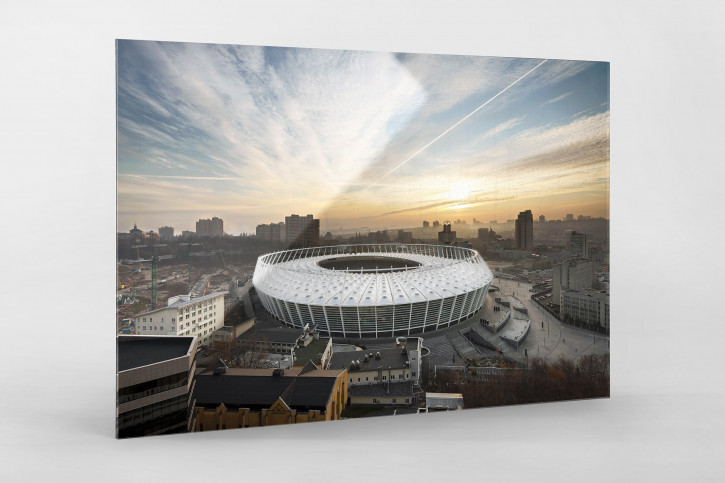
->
<box><xmin>492</xmin><ymin>277</ymin><xmax>610</xmax><ymax>362</ymax></box>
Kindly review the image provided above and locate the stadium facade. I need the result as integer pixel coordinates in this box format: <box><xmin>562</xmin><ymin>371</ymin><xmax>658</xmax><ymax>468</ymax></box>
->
<box><xmin>253</xmin><ymin>244</ymin><xmax>494</xmax><ymax>338</ymax></box>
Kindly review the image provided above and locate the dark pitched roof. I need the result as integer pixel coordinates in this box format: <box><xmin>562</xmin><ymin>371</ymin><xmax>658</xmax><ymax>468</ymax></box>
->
<box><xmin>348</xmin><ymin>381</ymin><xmax>414</xmax><ymax>398</ymax></box>
<box><xmin>329</xmin><ymin>348</ymin><xmax>409</xmax><ymax>372</ymax></box>
<box><xmin>194</xmin><ymin>372</ymin><xmax>340</xmax><ymax>411</ymax></box>
<box><xmin>117</xmin><ymin>336</ymin><xmax>194</xmax><ymax>372</ymax></box>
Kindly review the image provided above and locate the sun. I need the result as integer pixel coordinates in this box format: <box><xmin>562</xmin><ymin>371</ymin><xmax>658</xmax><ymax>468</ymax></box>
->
<box><xmin>445</xmin><ymin>181</ymin><xmax>474</xmax><ymax>202</ymax></box>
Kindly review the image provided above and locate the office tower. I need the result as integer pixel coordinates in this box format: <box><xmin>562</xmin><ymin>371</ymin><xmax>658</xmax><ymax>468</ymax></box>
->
<box><xmin>515</xmin><ymin>210</ymin><xmax>534</xmax><ymax>250</ymax></box>
<box><xmin>438</xmin><ymin>221</ymin><xmax>456</xmax><ymax>244</ymax></box>
<box><xmin>570</xmin><ymin>231</ymin><xmax>589</xmax><ymax>259</ymax></box>
<box><xmin>285</xmin><ymin>214</ymin><xmax>320</xmax><ymax>247</ymax></box>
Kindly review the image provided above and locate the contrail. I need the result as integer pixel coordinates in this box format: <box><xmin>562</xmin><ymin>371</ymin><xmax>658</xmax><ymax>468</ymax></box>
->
<box><xmin>364</xmin><ymin>58</ymin><xmax>548</xmax><ymax>190</ymax></box>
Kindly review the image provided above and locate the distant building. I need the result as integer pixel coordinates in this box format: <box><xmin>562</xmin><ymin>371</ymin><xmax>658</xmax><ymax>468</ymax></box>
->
<box><xmin>270</xmin><ymin>222</ymin><xmax>285</xmax><ymax>242</ymax></box>
<box><xmin>478</xmin><ymin>228</ymin><xmax>490</xmax><ymax>242</ymax></box>
<box><xmin>515</xmin><ymin>210</ymin><xmax>534</xmax><ymax>250</ymax></box>
<box><xmin>489</xmin><ymin>220</ymin><xmax>498</xmax><ymax>224</ymax></box>
<box><xmin>116</xmin><ymin>335</ymin><xmax>198</xmax><ymax>438</ymax></box>
<box><xmin>285</xmin><ymin>214</ymin><xmax>319</xmax><ymax>247</ymax></box>
<box><xmin>130</xmin><ymin>292</ymin><xmax>227</xmax><ymax>346</ymax></box>
<box><xmin>569</xmin><ymin>231</ymin><xmax>589</xmax><ymax>259</ymax></box>
<box><xmin>539</xmin><ymin>215</ymin><xmax>546</xmax><ymax>222</ymax></box>
<box><xmin>438</xmin><ymin>221</ymin><xmax>456</xmax><ymax>244</ymax></box>
<box><xmin>422</xmin><ymin>221</ymin><xmax>430</xmax><ymax>228</ymax></box>
<box><xmin>552</xmin><ymin>259</ymin><xmax>593</xmax><ymax>306</ymax></box>
<box><xmin>129</xmin><ymin>223</ymin><xmax>143</xmax><ymax>237</ymax></box>
<box><xmin>158</xmin><ymin>226</ymin><xmax>174</xmax><ymax>241</ymax></box>
<box><xmin>561</xmin><ymin>289</ymin><xmax>610</xmax><ymax>330</ymax></box>
<box><xmin>255</xmin><ymin>224</ymin><xmax>272</xmax><ymax>240</ymax></box>
<box><xmin>181</xmin><ymin>230</ymin><xmax>194</xmax><ymax>239</ymax></box>
<box><xmin>196</xmin><ymin>217</ymin><xmax>224</xmax><ymax>237</ymax></box>
<box><xmin>432</xmin><ymin>221</ymin><xmax>440</xmax><ymax>227</ymax></box>
<box><xmin>565</xmin><ymin>214</ymin><xmax>574</xmax><ymax>222</ymax></box>
<box><xmin>397</xmin><ymin>230</ymin><xmax>413</xmax><ymax>243</ymax></box>
<box><xmin>193</xmin><ymin>362</ymin><xmax>348</xmax><ymax>431</ymax></box>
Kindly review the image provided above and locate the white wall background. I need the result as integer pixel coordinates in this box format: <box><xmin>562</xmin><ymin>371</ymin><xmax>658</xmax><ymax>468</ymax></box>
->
<box><xmin>1</xmin><ymin>0</ymin><xmax>723</xmax><ymax>481</ymax></box>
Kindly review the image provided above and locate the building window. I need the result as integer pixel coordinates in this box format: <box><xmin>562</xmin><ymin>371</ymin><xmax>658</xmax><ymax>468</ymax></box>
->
<box><xmin>412</xmin><ymin>372</ymin><xmax>416</xmax><ymax>377</ymax></box>
<box><xmin>365</xmin><ymin>377</ymin><xmax>369</xmax><ymax>381</ymax></box>
<box><xmin>382</xmin><ymin>376</ymin><xmax>386</xmax><ymax>381</ymax></box>
<box><xmin>405</xmin><ymin>399</ymin><xmax>409</xmax><ymax>403</ymax></box>
<box><xmin>373</xmin><ymin>399</ymin><xmax>377</xmax><ymax>404</ymax></box>
<box><xmin>391</xmin><ymin>375</ymin><xmax>395</xmax><ymax>380</ymax></box>
<box><xmin>357</xmin><ymin>378</ymin><xmax>360</xmax><ymax>382</ymax></box>
<box><xmin>406</xmin><ymin>374</ymin><xmax>409</xmax><ymax>379</ymax></box>
<box><xmin>392</xmin><ymin>399</ymin><xmax>396</xmax><ymax>404</ymax></box>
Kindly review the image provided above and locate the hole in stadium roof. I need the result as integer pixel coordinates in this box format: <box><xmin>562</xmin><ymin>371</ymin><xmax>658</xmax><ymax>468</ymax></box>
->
<box><xmin>317</xmin><ymin>256</ymin><xmax>422</xmax><ymax>273</ymax></box>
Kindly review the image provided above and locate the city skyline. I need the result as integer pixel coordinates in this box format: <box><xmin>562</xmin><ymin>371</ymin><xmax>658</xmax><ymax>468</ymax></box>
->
<box><xmin>117</xmin><ymin>41</ymin><xmax>609</xmax><ymax>235</ymax></box>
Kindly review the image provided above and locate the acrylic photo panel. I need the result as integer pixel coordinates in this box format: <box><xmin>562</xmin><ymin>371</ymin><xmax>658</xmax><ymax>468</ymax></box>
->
<box><xmin>116</xmin><ymin>40</ymin><xmax>609</xmax><ymax>438</ymax></box>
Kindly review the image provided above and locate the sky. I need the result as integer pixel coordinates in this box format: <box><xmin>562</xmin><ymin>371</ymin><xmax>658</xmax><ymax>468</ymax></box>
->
<box><xmin>117</xmin><ymin>40</ymin><xmax>609</xmax><ymax>235</ymax></box>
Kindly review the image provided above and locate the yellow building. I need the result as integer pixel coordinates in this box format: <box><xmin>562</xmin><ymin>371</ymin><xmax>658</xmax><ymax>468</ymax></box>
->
<box><xmin>193</xmin><ymin>361</ymin><xmax>347</xmax><ymax>432</ymax></box>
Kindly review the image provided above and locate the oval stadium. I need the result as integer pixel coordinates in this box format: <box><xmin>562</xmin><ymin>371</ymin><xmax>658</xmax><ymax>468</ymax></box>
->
<box><xmin>252</xmin><ymin>244</ymin><xmax>494</xmax><ymax>338</ymax></box>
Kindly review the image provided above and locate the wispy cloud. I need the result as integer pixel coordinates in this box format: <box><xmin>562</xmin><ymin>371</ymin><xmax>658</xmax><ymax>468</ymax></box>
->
<box><xmin>540</xmin><ymin>91</ymin><xmax>572</xmax><ymax>107</ymax></box>
<box><xmin>117</xmin><ymin>42</ymin><xmax>608</xmax><ymax>233</ymax></box>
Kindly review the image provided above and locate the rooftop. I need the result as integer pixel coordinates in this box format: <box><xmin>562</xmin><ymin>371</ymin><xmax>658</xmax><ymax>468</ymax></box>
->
<box><xmin>253</xmin><ymin>244</ymin><xmax>493</xmax><ymax>307</ymax></box>
<box><xmin>238</xmin><ymin>327</ymin><xmax>303</xmax><ymax>344</ymax></box>
<box><xmin>194</xmin><ymin>366</ymin><xmax>345</xmax><ymax>411</ymax></box>
<box><xmin>329</xmin><ymin>347</ymin><xmax>410</xmax><ymax>372</ymax></box>
<box><xmin>293</xmin><ymin>338</ymin><xmax>330</xmax><ymax>366</ymax></box>
<box><xmin>131</xmin><ymin>291</ymin><xmax>228</xmax><ymax>317</ymax></box>
<box><xmin>117</xmin><ymin>335</ymin><xmax>195</xmax><ymax>372</ymax></box>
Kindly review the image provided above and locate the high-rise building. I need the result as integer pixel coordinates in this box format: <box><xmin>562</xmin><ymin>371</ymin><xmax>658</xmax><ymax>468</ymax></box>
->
<box><xmin>159</xmin><ymin>226</ymin><xmax>174</xmax><ymax>241</ymax></box>
<box><xmin>539</xmin><ymin>215</ymin><xmax>546</xmax><ymax>222</ymax></box>
<box><xmin>195</xmin><ymin>217</ymin><xmax>224</xmax><ymax>237</ymax></box>
<box><xmin>285</xmin><ymin>214</ymin><xmax>320</xmax><ymax>247</ymax></box>
<box><xmin>565</xmin><ymin>213</ymin><xmax>574</xmax><ymax>222</ymax></box>
<box><xmin>422</xmin><ymin>221</ymin><xmax>430</xmax><ymax>228</ymax></box>
<box><xmin>552</xmin><ymin>259</ymin><xmax>593</xmax><ymax>307</ymax></box>
<box><xmin>256</xmin><ymin>224</ymin><xmax>272</xmax><ymax>240</ymax></box>
<box><xmin>270</xmin><ymin>222</ymin><xmax>285</xmax><ymax>242</ymax></box>
<box><xmin>569</xmin><ymin>231</ymin><xmax>589</xmax><ymax>259</ymax></box>
<box><xmin>432</xmin><ymin>221</ymin><xmax>440</xmax><ymax>227</ymax></box>
<box><xmin>438</xmin><ymin>221</ymin><xmax>456</xmax><ymax>244</ymax></box>
<box><xmin>478</xmin><ymin>228</ymin><xmax>490</xmax><ymax>242</ymax></box>
<box><xmin>211</xmin><ymin>217</ymin><xmax>223</xmax><ymax>237</ymax></box>
<box><xmin>515</xmin><ymin>210</ymin><xmax>534</xmax><ymax>250</ymax></box>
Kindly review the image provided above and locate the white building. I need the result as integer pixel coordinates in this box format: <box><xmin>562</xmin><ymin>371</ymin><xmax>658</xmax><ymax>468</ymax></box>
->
<box><xmin>131</xmin><ymin>292</ymin><xmax>227</xmax><ymax>345</ymax></box>
<box><xmin>561</xmin><ymin>289</ymin><xmax>610</xmax><ymax>329</ymax></box>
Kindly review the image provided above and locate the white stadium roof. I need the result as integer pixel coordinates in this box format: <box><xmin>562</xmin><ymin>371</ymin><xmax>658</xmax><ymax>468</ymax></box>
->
<box><xmin>253</xmin><ymin>244</ymin><xmax>493</xmax><ymax>307</ymax></box>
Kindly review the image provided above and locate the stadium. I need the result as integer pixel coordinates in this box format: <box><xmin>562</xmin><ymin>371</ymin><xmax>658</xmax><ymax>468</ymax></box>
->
<box><xmin>252</xmin><ymin>244</ymin><xmax>494</xmax><ymax>338</ymax></box>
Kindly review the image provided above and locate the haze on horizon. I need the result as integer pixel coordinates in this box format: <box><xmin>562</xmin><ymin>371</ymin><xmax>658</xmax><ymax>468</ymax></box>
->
<box><xmin>117</xmin><ymin>41</ymin><xmax>609</xmax><ymax>235</ymax></box>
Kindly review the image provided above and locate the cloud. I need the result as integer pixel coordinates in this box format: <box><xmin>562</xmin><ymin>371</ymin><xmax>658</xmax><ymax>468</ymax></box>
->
<box><xmin>540</xmin><ymin>91</ymin><xmax>572</xmax><ymax>107</ymax></box>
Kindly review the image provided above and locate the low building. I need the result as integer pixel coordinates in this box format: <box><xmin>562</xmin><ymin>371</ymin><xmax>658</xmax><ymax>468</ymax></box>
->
<box><xmin>193</xmin><ymin>361</ymin><xmax>347</xmax><ymax>431</ymax></box>
<box><xmin>328</xmin><ymin>338</ymin><xmax>423</xmax><ymax>390</ymax></box>
<box><xmin>210</xmin><ymin>319</ymin><xmax>255</xmax><ymax>349</ymax></box>
<box><xmin>130</xmin><ymin>292</ymin><xmax>227</xmax><ymax>345</ymax></box>
<box><xmin>116</xmin><ymin>335</ymin><xmax>198</xmax><ymax>438</ymax></box>
<box><xmin>292</xmin><ymin>337</ymin><xmax>332</xmax><ymax>369</ymax></box>
<box><xmin>425</xmin><ymin>392</ymin><xmax>464</xmax><ymax>411</ymax></box>
<box><xmin>348</xmin><ymin>381</ymin><xmax>414</xmax><ymax>406</ymax></box>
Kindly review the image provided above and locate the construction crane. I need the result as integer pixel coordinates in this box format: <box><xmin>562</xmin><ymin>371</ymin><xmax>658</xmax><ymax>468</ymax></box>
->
<box><xmin>132</xmin><ymin>243</ymin><xmax>168</xmax><ymax>309</ymax></box>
